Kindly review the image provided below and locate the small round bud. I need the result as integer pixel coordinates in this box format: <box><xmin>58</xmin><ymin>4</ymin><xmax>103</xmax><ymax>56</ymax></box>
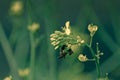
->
<box><xmin>88</xmin><ymin>24</ymin><xmax>98</xmax><ymax>33</ymax></box>
<box><xmin>78</xmin><ymin>54</ymin><xmax>88</xmax><ymax>62</ymax></box>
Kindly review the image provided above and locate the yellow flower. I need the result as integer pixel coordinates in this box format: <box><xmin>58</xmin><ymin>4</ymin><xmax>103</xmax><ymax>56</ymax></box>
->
<box><xmin>81</xmin><ymin>40</ymin><xmax>85</xmax><ymax>44</ymax></box>
<box><xmin>3</xmin><ymin>76</ymin><xmax>13</xmax><ymax>80</ymax></box>
<box><xmin>78</xmin><ymin>54</ymin><xmax>88</xmax><ymax>62</ymax></box>
<box><xmin>10</xmin><ymin>1</ymin><xmax>23</xmax><ymax>15</ymax></box>
<box><xmin>18</xmin><ymin>68</ymin><xmax>30</xmax><ymax>77</ymax></box>
<box><xmin>28</xmin><ymin>22</ymin><xmax>40</xmax><ymax>32</ymax></box>
<box><xmin>76</xmin><ymin>36</ymin><xmax>85</xmax><ymax>45</ymax></box>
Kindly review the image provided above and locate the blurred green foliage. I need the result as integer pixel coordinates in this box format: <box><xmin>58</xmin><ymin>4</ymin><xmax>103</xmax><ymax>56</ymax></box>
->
<box><xmin>0</xmin><ymin>0</ymin><xmax>120</xmax><ymax>80</ymax></box>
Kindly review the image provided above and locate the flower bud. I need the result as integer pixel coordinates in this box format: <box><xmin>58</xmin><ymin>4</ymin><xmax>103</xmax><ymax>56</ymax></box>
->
<box><xmin>88</xmin><ymin>24</ymin><xmax>98</xmax><ymax>37</ymax></box>
<box><xmin>28</xmin><ymin>22</ymin><xmax>40</xmax><ymax>32</ymax></box>
<box><xmin>65</xmin><ymin>21</ymin><xmax>70</xmax><ymax>28</ymax></box>
<box><xmin>10</xmin><ymin>1</ymin><xmax>23</xmax><ymax>15</ymax></box>
<box><xmin>78</xmin><ymin>54</ymin><xmax>88</xmax><ymax>62</ymax></box>
<box><xmin>64</xmin><ymin>21</ymin><xmax>71</xmax><ymax>35</ymax></box>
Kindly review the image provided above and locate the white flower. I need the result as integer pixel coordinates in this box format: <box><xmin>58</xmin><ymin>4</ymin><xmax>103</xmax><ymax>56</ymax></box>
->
<box><xmin>78</xmin><ymin>54</ymin><xmax>88</xmax><ymax>62</ymax></box>
<box><xmin>64</xmin><ymin>21</ymin><xmax>71</xmax><ymax>35</ymax></box>
<box><xmin>88</xmin><ymin>24</ymin><xmax>98</xmax><ymax>33</ymax></box>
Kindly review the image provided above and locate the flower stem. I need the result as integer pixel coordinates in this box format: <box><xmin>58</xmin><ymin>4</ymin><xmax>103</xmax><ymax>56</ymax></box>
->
<box><xmin>89</xmin><ymin>46</ymin><xmax>101</xmax><ymax>78</ymax></box>
<box><xmin>86</xmin><ymin>44</ymin><xmax>101</xmax><ymax>78</ymax></box>
<box><xmin>26</xmin><ymin>0</ymin><xmax>36</xmax><ymax>79</ymax></box>
<box><xmin>88</xmin><ymin>36</ymin><xmax>101</xmax><ymax>78</ymax></box>
<box><xmin>95</xmin><ymin>58</ymin><xmax>100</xmax><ymax>78</ymax></box>
<box><xmin>29</xmin><ymin>32</ymin><xmax>35</xmax><ymax>80</ymax></box>
<box><xmin>89</xmin><ymin>36</ymin><xmax>93</xmax><ymax>47</ymax></box>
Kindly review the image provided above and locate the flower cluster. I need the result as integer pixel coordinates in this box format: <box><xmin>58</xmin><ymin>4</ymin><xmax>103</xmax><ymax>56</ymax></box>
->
<box><xmin>50</xmin><ymin>21</ymin><xmax>84</xmax><ymax>50</ymax></box>
<box><xmin>50</xmin><ymin>22</ymin><xmax>109</xmax><ymax>79</ymax></box>
<box><xmin>50</xmin><ymin>21</ymin><xmax>84</xmax><ymax>58</ymax></box>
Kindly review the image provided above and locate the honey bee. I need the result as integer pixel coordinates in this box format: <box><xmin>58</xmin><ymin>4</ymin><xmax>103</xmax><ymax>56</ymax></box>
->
<box><xmin>58</xmin><ymin>45</ymin><xmax>73</xmax><ymax>59</ymax></box>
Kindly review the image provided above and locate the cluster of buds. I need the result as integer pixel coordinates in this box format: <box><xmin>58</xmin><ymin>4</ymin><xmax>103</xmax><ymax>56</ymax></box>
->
<box><xmin>50</xmin><ymin>30</ymin><xmax>74</xmax><ymax>58</ymax></box>
<box><xmin>76</xmin><ymin>36</ymin><xmax>85</xmax><ymax>46</ymax></box>
<box><xmin>95</xmin><ymin>43</ymin><xmax>104</xmax><ymax>59</ymax></box>
<box><xmin>50</xmin><ymin>21</ymin><xmax>85</xmax><ymax>49</ymax></box>
<box><xmin>88</xmin><ymin>24</ymin><xmax>98</xmax><ymax>37</ymax></box>
<box><xmin>95</xmin><ymin>51</ymin><xmax>104</xmax><ymax>59</ymax></box>
<box><xmin>50</xmin><ymin>21</ymin><xmax>85</xmax><ymax>59</ymax></box>
<box><xmin>50</xmin><ymin>30</ymin><xmax>64</xmax><ymax>49</ymax></box>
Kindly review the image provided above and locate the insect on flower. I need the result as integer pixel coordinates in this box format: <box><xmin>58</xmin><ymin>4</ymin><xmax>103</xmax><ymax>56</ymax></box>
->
<box><xmin>58</xmin><ymin>45</ymin><xmax>73</xmax><ymax>59</ymax></box>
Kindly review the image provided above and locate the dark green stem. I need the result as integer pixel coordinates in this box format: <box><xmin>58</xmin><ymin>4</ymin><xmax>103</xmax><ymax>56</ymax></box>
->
<box><xmin>29</xmin><ymin>32</ymin><xmax>35</xmax><ymax>80</ymax></box>
<box><xmin>88</xmin><ymin>36</ymin><xmax>101</xmax><ymax>78</ymax></box>
<box><xmin>86</xmin><ymin>44</ymin><xmax>101</xmax><ymax>78</ymax></box>
<box><xmin>27</xmin><ymin>0</ymin><xmax>36</xmax><ymax>80</ymax></box>
<box><xmin>0</xmin><ymin>23</ymin><xmax>21</xmax><ymax>80</ymax></box>
<box><xmin>89</xmin><ymin>36</ymin><xmax>93</xmax><ymax>47</ymax></box>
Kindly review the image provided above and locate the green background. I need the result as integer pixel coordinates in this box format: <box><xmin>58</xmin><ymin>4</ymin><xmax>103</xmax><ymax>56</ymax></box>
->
<box><xmin>0</xmin><ymin>0</ymin><xmax>120</xmax><ymax>80</ymax></box>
